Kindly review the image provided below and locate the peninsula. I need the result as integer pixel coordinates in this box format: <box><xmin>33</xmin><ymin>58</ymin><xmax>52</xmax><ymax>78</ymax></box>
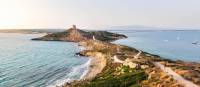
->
<box><xmin>32</xmin><ymin>25</ymin><xmax>127</xmax><ymax>42</ymax></box>
<box><xmin>32</xmin><ymin>26</ymin><xmax>200</xmax><ymax>87</ymax></box>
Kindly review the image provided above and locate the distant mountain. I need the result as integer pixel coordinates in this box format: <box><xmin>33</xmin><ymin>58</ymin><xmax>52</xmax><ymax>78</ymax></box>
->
<box><xmin>109</xmin><ymin>25</ymin><xmax>200</xmax><ymax>30</ymax></box>
<box><xmin>0</xmin><ymin>29</ymin><xmax>65</xmax><ymax>34</ymax></box>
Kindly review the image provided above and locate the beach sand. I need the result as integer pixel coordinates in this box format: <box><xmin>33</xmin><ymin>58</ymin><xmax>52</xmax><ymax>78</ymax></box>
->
<box><xmin>83</xmin><ymin>52</ymin><xmax>107</xmax><ymax>80</ymax></box>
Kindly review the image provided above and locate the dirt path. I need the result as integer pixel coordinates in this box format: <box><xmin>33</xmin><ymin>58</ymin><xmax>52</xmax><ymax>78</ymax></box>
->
<box><xmin>153</xmin><ymin>62</ymin><xmax>199</xmax><ymax>87</ymax></box>
<box><xmin>134</xmin><ymin>50</ymin><xmax>142</xmax><ymax>59</ymax></box>
<box><xmin>113</xmin><ymin>55</ymin><xmax>124</xmax><ymax>63</ymax></box>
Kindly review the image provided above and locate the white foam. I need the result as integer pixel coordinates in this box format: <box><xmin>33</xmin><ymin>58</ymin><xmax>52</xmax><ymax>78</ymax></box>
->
<box><xmin>47</xmin><ymin>58</ymin><xmax>91</xmax><ymax>87</ymax></box>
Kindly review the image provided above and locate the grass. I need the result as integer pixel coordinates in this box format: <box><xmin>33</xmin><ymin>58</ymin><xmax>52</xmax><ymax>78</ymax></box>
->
<box><xmin>66</xmin><ymin>64</ymin><xmax>147</xmax><ymax>87</ymax></box>
<box><xmin>77</xmin><ymin>71</ymin><xmax>147</xmax><ymax>87</ymax></box>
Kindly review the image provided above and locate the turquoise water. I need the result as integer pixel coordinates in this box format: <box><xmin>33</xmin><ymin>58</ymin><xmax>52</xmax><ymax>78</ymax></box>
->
<box><xmin>112</xmin><ymin>30</ymin><xmax>200</xmax><ymax>62</ymax></box>
<box><xmin>0</xmin><ymin>33</ymin><xmax>90</xmax><ymax>87</ymax></box>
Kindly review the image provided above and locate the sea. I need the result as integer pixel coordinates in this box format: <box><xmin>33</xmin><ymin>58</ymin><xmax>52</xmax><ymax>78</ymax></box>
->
<box><xmin>111</xmin><ymin>30</ymin><xmax>200</xmax><ymax>62</ymax></box>
<box><xmin>0</xmin><ymin>33</ymin><xmax>90</xmax><ymax>87</ymax></box>
<box><xmin>0</xmin><ymin>30</ymin><xmax>200</xmax><ymax>87</ymax></box>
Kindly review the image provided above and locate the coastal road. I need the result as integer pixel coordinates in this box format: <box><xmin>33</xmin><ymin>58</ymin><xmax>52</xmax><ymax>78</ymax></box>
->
<box><xmin>134</xmin><ymin>50</ymin><xmax>142</xmax><ymax>59</ymax></box>
<box><xmin>153</xmin><ymin>62</ymin><xmax>199</xmax><ymax>87</ymax></box>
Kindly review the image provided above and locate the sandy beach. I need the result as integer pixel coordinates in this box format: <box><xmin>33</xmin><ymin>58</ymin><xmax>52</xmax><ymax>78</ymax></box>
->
<box><xmin>83</xmin><ymin>52</ymin><xmax>107</xmax><ymax>80</ymax></box>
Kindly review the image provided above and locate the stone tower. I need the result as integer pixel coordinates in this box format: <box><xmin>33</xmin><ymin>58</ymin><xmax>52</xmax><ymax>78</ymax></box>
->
<box><xmin>72</xmin><ymin>25</ymin><xmax>77</xmax><ymax>30</ymax></box>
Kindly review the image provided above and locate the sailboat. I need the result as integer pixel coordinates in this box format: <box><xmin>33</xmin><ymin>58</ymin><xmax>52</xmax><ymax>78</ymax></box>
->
<box><xmin>192</xmin><ymin>40</ymin><xmax>198</xmax><ymax>45</ymax></box>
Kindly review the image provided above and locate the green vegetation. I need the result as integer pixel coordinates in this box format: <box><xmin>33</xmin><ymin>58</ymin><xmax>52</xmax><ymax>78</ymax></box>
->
<box><xmin>66</xmin><ymin>63</ymin><xmax>147</xmax><ymax>87</ymax></box>
<box><xmin>87</xmin><ymin>71</ymin><xmax>146</xmax><ymax>87</ymax></box>
<box><xmin>65</xmin><ymin>40</ymin><xmax>152</xmax><ymax>87</ymax></box>
<box><xmin>70</xmin><ymin>71</ymin><xmax>146</xmax><ymax>87</ymax></box>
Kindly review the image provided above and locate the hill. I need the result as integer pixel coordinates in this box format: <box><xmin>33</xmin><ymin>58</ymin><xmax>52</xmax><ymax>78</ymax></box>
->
<box><xmin>32</xmin><ymin>25</ymin><xmax>127</xmax><ymax>42</ymax></box>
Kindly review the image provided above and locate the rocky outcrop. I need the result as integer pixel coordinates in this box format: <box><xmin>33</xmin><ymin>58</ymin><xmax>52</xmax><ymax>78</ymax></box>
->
<box><xmin>31</xmin><ymin>25</ymin><xmax>127</xmax><ymax>42</ymax></box>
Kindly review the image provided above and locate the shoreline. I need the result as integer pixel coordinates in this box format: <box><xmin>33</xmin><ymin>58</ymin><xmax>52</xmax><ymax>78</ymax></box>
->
<box><xmin>76</xmin><ymin>44</ymin><xmax>106</xmax><ymax>80</ymax></box>
<box><xmin>64</xmin><ymin>40</ymin><xmax>200</xmax><ymax>87</ymax></box>
<box><xmin>83</xmin><ymin>54</ymin><xmax>107</xmax><ymax>80</ymax></box>
<box><xmin>77</xmin><ymin>42</ymin><xmax>107</xmax><ymax>80</ymax></box>
<box><xmin>28</xmin><ymin>27</ymin><xmax>200</xmax><ymax>87</ymax></box>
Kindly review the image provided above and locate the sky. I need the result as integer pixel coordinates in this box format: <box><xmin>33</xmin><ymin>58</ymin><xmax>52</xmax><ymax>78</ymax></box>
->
<box><xmin>0</xmin><ymin>0</ymin><xmax>200</xmax><ymax>29</ymax></box>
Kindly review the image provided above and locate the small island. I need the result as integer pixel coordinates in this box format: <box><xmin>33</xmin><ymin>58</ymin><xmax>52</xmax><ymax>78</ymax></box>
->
<box><xmin>33</xmin><ymin>26</ymin><xmax>200</xmax><ymax>87</ymax></box>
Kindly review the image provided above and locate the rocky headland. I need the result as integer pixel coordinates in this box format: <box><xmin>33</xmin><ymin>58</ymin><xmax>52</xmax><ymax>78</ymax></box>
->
<box><xmin>32</xmin><ymin>25</ymin><xmax>127</xmax><ymax>42</ymax></box>
<box><xmin>32</xmin><ymin>26</ymin><xmax>200</xmax><ymax>87</ymax></box>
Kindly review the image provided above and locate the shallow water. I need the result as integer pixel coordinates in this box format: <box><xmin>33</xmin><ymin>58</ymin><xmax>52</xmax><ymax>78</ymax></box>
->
<box><xmin>0</xmin><ymin>33</ymin><xmax>89</xmax><ymax>87</ymax></box>
<box><xmin>111</xmin><ymin>30</ymin><xmax>200</xmax><ymax>62</ymax></box>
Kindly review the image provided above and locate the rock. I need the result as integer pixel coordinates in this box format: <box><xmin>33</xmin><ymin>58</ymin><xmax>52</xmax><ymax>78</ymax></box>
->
<box><xmin>193</xmin><ymin>78</ymin><xmax>200</xmax><ymax>83</ymax></box>
<box><xmin>129</xmin><ymin>62</ymin><xmax>138</xmax><ymax>68</ymax></box>
<box><xmin>123</xmin><ymin>62</ymin><xmax>138</xmax><ymax>69</ymax></box>
<box><xmin>75</xmin><ymin>52</ymin><xmax>84</xmax><ymax>56</ymax></box>
<box><xmin>32</xmin><ymin>25</ymin><xmax>127</xmax><ymax>42</ymax></box>
<box><xmin>141</xmin><ymin>65</ymin><xmax>149</xmax><ymax>69</ymax></box>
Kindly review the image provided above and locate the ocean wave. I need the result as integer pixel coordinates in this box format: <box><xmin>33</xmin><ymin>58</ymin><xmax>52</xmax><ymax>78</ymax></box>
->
<box><xmin>47</xmin><ymin>58</ymin><xmax>91</xmax><ymax>87</ymax></box>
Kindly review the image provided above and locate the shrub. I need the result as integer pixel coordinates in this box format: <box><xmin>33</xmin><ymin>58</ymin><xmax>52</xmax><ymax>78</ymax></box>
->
<box><xmin>80</xmin><ymin>71</ymin><xmax>147</xmax><ymax>87</ymax></box>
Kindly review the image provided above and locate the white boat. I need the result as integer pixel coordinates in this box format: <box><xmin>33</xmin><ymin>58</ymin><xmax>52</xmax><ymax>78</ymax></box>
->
<box><xmin>164</xmin><ymin>40</ymin><xmax>169</xmax><ymax>42</ymax></box>
<box><xmin>192</xmin><ymin>40</ymin><xmax>198</xmax><ymax>45</ymax></box>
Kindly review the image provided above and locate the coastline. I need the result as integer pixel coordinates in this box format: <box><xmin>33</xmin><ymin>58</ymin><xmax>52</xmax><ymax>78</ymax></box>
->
<box><xmin>29</xmin><ymin>27</ymin><xmax>200</xmax><ymax>87</ymax></box>
<box><xmin>78</xmin><ymin>41</ymin><xmax>107</xmax><ymax>80</ymax></box>
<box><xmin>64</xmin><ymin>40</ymin><xmax>200</xmax><ymax>87</ymax></box>
<box><xmin>83</xmin><ymin>53</ymin><xmax>107</xmax><ymax>80</ymax></box>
